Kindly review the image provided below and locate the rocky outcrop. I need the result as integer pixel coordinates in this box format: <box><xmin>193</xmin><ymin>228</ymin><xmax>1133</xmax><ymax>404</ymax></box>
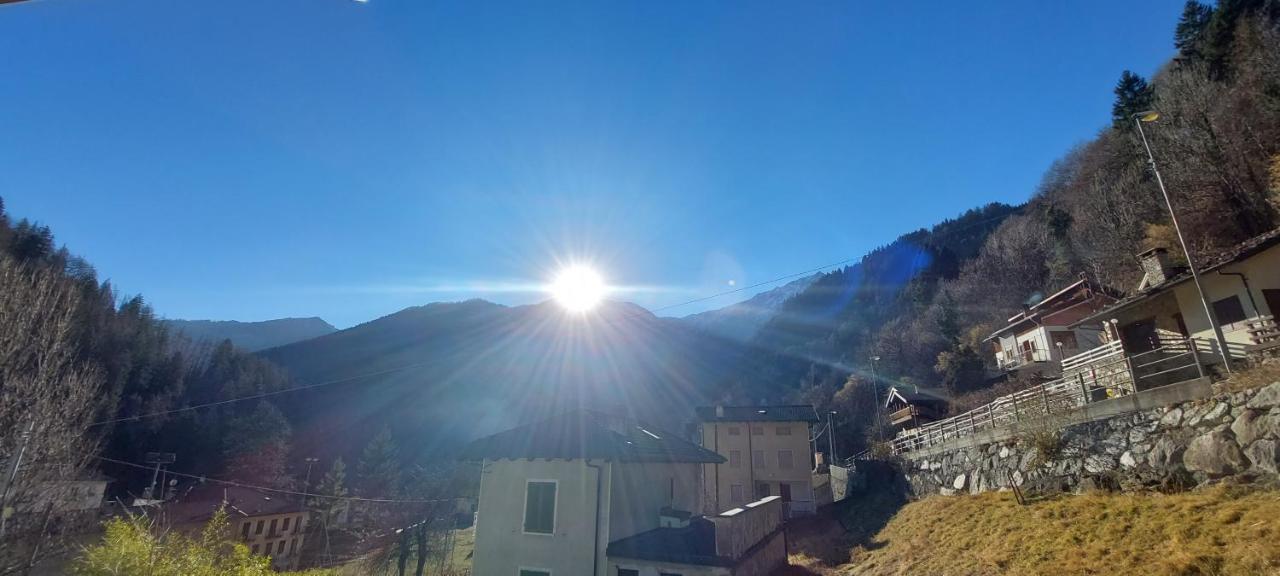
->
<box><xmin>902</xmin><ymin>382</ymin><xmax>1280</xmax><ymax>496</ymax></box>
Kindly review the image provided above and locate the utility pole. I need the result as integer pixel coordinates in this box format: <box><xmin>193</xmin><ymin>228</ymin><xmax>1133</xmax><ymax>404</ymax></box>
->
<box><xmin>301</xmin><ymin>457</ymin><xmax>319</xmax><ymax>512</ymax></box>
<box><xmin>1134</xmin><ymin>111</ymin><xmax>1232</xmax><ymax>372</ymax></box>
<box><xmin>0</xmin><ymin>420</ymin><xmax>35</xmax><ymax>539</ymax></box>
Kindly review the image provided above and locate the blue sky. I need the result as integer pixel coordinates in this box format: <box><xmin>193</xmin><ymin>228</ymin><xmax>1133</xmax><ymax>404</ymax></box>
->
<box><xmin>1</xmin><ymin>0</ymin><xmax>1184</xmax><ymax>327</ymax></box>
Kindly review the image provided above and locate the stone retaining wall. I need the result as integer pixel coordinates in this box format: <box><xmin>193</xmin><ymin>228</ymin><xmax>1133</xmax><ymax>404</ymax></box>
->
<box><xmin>901</xmin><ymin>382</ymin><xmax>1280</xmax><ymax>496</ymax></box>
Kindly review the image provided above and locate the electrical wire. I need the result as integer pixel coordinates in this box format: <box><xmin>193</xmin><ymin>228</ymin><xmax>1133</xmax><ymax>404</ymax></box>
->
<box><xmin>95</xmin><ymin>455</ymin><xmax>464</xmax><ymax>505</ymax></box>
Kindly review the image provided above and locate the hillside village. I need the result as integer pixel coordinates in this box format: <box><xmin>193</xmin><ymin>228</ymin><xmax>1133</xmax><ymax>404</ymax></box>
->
<box><xmin>2</xmin><ymin>1</ymin><xmax>1280</xmax><ymax>575</ymax></box>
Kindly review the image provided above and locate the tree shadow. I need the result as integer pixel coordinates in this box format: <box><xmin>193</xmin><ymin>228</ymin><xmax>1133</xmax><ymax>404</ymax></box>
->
<box><xmin>785</xmin><ymin>460</ymin><xmax>907</xmax><ymax>570</ymax></box>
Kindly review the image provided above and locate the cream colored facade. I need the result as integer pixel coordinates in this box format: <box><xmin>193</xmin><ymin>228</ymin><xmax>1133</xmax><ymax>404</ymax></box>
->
<box><xmin>1100</xmin><ymin>242</ymin><xmax>1280</xmax><ymax>362</ymax></box>
<box><xmin>699</xmin><ymin>420</ymin><xmax>814</xmax><ymax>516</ymax></box>
<box><xmin>1167</xmin><ymin>243</ymin><xmax>1280</xmax><ymax>358</ymax></box>
<box><xmin>471</xmin><ymin>458</ymin><xmax>702</xmax><ymax>576</ymax></box>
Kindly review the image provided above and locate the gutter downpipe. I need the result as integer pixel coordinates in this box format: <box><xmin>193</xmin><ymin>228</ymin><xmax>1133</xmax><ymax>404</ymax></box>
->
<box><xmin>586</xmin><ymin>460</ymin><xmax>605</xmax><ymax>576</ymax></box>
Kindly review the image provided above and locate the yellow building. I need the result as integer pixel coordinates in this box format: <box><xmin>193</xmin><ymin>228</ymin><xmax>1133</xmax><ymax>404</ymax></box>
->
<box><xmin>167</xmin><ymin>484</ymin><xmax>310</xmax><ymax>570</ymax></box>
<box><xmin>695</xmin><ymin>405</ymin><xmax>820</xmax><ymax>518</ymax></box>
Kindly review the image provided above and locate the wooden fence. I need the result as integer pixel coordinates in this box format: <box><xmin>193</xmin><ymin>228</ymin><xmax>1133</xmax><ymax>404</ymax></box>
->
<box><xmin>891</xmin><ymin>338</ymin><xmax>1205</xmax><ymax>455</ymax></box>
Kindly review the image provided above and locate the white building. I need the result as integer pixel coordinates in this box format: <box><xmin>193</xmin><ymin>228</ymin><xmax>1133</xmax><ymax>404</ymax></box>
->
<box><xmin>462</xmin><ymin>410</ymin><xmax>789</xmax><ymax>576</ymax></box>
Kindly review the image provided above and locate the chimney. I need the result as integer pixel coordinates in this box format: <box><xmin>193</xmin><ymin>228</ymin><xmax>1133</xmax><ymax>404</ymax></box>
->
<box><xmin>715</xmin><ymin>405</ymin><xmax>724</xmax><ymax>418</ymax></box>
<box><xmin>1139</xmin><ymin>247</ymin><xmax>1172</xmax><ymax>288</ymax></box>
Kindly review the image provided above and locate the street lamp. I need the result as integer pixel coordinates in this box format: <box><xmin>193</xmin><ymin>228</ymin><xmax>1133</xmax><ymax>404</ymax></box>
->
<box><xmin>828</xmin><ymin>411</ymin><xmax>838</xmax><ymax>463</ymax></box>
<box><xmin>1133</xmin><ymin>111</ymin><xmax>1232</xmax><ymax>372</ymax></box>
<box><xmin>869</xmin><ymin>356</ymin><xmax>883</xmax><ymax>440</ymax></box>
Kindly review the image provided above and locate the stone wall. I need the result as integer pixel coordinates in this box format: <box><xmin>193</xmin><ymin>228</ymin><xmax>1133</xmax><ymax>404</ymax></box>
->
<box><xmin>902</xmin><ymin>382</ymin><xmax>1280</xmax><ymax>496</ymax></box>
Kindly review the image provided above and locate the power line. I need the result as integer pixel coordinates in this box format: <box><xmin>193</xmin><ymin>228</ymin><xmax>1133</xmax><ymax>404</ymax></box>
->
<box><xmin>95</xmin><ymin>456</ymin><xmax>462</xmax><ymax>505</ymax></box>
<box><xmin>87</xmin><ymin>359</ymin><xmax>440</xmax><ymax>427</ymax></box>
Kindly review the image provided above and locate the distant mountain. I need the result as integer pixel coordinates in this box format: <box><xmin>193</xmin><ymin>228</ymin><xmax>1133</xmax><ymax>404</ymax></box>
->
<box><xmin>166</xmin><ymin>317</ymin><xmax>337</xmax><ymax>351</ymax></box>
<box><xmin>680</xmin><ymin>274</ymin><xmax>820</xmax><ymax>341</ymax></box>
<box><xmin>259</xmin><ymin>299</ymin><xmax>804</xmax><ymax>460</ymax></box>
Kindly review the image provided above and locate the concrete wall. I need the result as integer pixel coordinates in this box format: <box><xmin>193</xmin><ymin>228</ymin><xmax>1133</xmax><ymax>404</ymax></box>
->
<box><xmin>901</xmin><ymin>380</ymin><xmax>1280</xmax><ymax>497</ymax></box>
<box><xmin>609</xmin><ymin>461</ymin><xmax>702</xmax><ymax>542</ymax></box>
<box><xmin>700</xmin><ymin>421</ymin><xmax>814</xmax><ymax>514</ymax></box>
<box><xmin>710</xmin><ymin>496</ymin><xmax>782</xmax><ymax>559</ymax></box>
<box><xmin>472</xmin><ymin>459</ymin><xmax>611</xmax><ymax>576</ymax></box>
<box><xmin>727</xmin><ymin>530</ymin><xmax>787</xmax><ymax>576</ymax></box>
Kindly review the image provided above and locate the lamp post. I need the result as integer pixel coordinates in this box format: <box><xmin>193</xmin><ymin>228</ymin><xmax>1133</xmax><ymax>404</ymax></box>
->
<box><xmin>1133</xmin><ymin>111</ymin><xmax>1232</xmax><ymax>373</ymax></box>
<box><xmin>870</xmin><ymin>356</ymin><xmax>883</xmax><ymax>440</ymax></box>
<box><xmin>828</xmin><ymin>411</ymin><xmax>838</xmax><ymax>463</ymax></box>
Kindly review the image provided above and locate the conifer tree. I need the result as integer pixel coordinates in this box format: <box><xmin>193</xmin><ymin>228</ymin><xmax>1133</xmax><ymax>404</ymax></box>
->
<box><xmin>356</xmin><ymin>426</ymin><xmax>402</xmax><ymax>497</ymax></box>
<box><xmin>1174</xmin><ymin>1</ymin><xmax>1214</xmax><ymax>59</ymax></box>
<box><xmin>1111</xmin><ymin>70</ymin><xmax>1154</xmax><ymax>129</ymax></box>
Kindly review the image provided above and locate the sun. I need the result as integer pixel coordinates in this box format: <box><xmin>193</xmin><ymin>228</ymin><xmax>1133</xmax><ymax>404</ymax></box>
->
<box><xmin>549</xmin><ymin>266</ymin><xmax>607</xmax><ymax>312</ymax></box>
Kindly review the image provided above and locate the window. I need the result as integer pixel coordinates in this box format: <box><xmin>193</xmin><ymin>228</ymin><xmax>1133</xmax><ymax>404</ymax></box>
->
<box><xmin>727</xmin><ymin>426</ymin><xmax>741</xmax><ymax>436</ymax></box>
<box><xmin>251</xmin><ymin>544</ymin><xmax>259</xmax><ymax>555</ymax></box>
<box><xmin>282</xmin><ymin>517</ymin><xmax>291</xmax><ymax>532</ymax></box>
<box><xmin>729</xmin><ymin>449</ymin><xmax>741</xmax><ymax>468</ymax></box>
<box><xmin>750</xmin><ymin>426</ymin><xmax>764</xmax><ymax>435</ymax></box>
<box><xmin>269</xmin><ymin>518</ymin><xmax>278</xmax><ymax>535</ymax></box>
<box><xmin>241</xmin><ymin>521</ymin><xmax>251</xmax><ymax>540</ymax></box>
<box><xmin>776</xmin><ymin>426</ymin><xmax>791</xmax><ymax>436</ymax></box>
<box><xmin>1213</xmin><ymin>296</ymin><xmax>1248</xmax><ymax>327</ymax></box>
<box><xmin>660</xmin><ymin>573</ymin><xmax>683</xmax><ymax>576</ymax></box>
<box><xmin>289</xmin><ymin>538</ymin><xmax>297</xmax><ymax>555</ymax></box>
<box><xmin>277</xmin><ymin>540</ymin><xmax>286</xmax><ymax>554</ymax></box>
<box><xmin>616</xmin><ymin>570</ymin><xmax>638</xmax><ymax>576</ymax></box>
<box><xmin>523</xmin><ymin>481</ymin><xmax>556</xmax><ymax>534</ymax></box>
<box><xmin>752</xmin><ymin>449</ymin><xmax>765</xmax><ymax>468</ymax></box>
<box><xmin>294</xmin><ymin>515</ymin><xmax>303</xmax><ymax>534</ymax></box>
<box><xmin>778</xmin><ymin>449</ymin><xmax>794</xmax><ymax>469</ymax></box>
<box><xmin>756</xmin><ymin>482</ymin><xmax>770</xmax><ymax>498</ymax></box>
<box><xmin>255</xmin><ymin>520</ymin><xmax>264</xmax><ymax>535</ymax></box>
<box><xmin>730</xmin><ymin>484</ymin><xmax>744</xmax><ymax>502</ymax></box>
<box><xmin>520</xmin><ymin>570</ymin><xmax>552</xmax><ymax>576</ymax></box>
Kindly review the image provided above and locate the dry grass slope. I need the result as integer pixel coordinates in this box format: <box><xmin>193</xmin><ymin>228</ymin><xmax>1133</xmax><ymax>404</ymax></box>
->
<box><xmin>795</xmin><ymin>486</ymin><xmax>1280</xmax><ymax>576</ymax></box>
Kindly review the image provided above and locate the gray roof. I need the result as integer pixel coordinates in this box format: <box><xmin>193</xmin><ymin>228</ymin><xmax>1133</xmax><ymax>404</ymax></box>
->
<box><xmin>606</xmin><ymin>519</ymin><xmax>727</xmax><ymax>566</ymax></box>
<box><xmin>459</xmin><ymin>410</ymin><xmax>724</xmax><ymax>464</ymax></box>
<box><xmin>694</xmin><ymin>405</ymin><xmax>819</xmax><ymax>423</ymax></box>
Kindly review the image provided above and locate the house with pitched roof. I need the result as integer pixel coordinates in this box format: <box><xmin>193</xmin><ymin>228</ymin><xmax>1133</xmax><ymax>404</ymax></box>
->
<box><xmin>693</xmin><ymin>405</ymin><xmax>820</xmax><ymax>518</ymax></box>
<box><xmin>1075</xmin><ymin>229</ymin><xmax>1280</xmax><ymax>362</ymax></box>
<box><xmin>984</xmin><ymin>275</ymin><xmax>1120</xmax><ymax>378</ymax></box>
<box><xmin>461</xmin><ymin>409</ymin><xmax>789</xmax><ymax>576</ymax></box>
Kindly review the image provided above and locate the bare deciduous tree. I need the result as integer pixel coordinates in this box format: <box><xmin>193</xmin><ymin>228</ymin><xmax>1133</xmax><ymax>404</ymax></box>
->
<box><xmin>0</xmin><ymin>256</ymin><xmax>105</xmax><ymax>574</ymax></box>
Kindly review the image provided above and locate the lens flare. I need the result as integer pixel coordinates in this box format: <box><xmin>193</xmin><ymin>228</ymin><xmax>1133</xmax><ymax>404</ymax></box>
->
<box><xmin>549</xmin><ymin>266</ymin><xmax>607</xmax><ymax>312</ymax></box>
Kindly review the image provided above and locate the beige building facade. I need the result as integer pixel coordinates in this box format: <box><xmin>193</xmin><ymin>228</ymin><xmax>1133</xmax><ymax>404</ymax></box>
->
<box><xmin>695</xmin><ymin>405</ymin><xmax>819</xmax><ymax>517</ymax></box>
<box><xmin>167</xmin><ymin>485</ymin><xmax>309</xmax><ymax>570</ymax></box>
<box><xmin>463</xmin><ymin>410</ymin><xmax>788</xmax><ymax>576</ymax></box>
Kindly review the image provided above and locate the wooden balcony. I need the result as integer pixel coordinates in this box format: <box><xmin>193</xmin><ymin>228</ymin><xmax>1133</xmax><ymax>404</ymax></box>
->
<box><xmin>1247</xmin><ymin>315</ymin><xmax>1280</xmax><ymax>351</ymax></box>
<box><xmin>888</xmin><ymin>404</ymin><xmax>941</xmax><ymax>427</ymax></box>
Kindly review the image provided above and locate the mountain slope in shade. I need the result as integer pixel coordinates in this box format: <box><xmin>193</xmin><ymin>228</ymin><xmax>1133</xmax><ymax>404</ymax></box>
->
<box><xmin>166</xmin><ymin>317</ymin><xmax>337</xmax><ymax>351</ymax></box>
<box><xmin>680</xmin><ymin>273</ymin><xmax>821</xmax><ymax>341</ymax></box>
<box><xmin>259</xmin><ymin>299</ymin><xmax>804</xmax><ymax>461</ymax></box>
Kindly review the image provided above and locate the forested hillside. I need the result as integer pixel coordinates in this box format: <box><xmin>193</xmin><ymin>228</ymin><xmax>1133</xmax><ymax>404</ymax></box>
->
<box><xmin>166</xmin><ymin>317</ymin><xmax>337</xmax><ymax>352</ymax></box>
<box><xmin>763</xmin><ymin>1</ymin><xmax>1280</xmax><ymax>454</ymax></box>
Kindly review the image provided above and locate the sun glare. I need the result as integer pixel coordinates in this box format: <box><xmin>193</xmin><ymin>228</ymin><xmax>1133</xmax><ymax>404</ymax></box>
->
<box><xmin>549</xmin><ymin>266</ymin><xmax>607</xmax><ymax>312</ymax></box>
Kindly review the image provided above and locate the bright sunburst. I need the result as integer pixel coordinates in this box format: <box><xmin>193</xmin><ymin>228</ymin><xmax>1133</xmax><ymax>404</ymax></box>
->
<box><xmin>549</xmin><ymin>266</ymin><xmax>607</xmax><ymax>312</ymax></box>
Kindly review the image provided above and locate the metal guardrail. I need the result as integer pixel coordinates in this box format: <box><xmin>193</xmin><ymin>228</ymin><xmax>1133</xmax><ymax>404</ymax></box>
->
<box><xmin>890</xmin><ymin>338</ymin><xmax>1205</xmax><ymax>455</ymax></box>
